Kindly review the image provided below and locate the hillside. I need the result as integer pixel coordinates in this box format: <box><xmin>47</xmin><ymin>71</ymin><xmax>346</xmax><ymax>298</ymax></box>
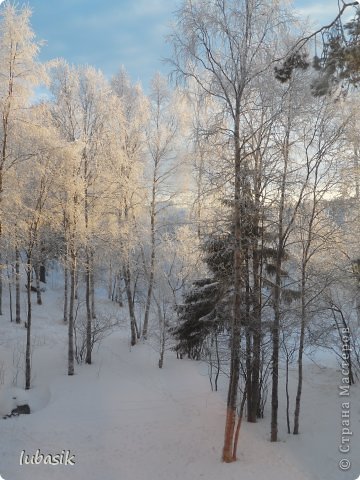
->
<box><xmin>0</xmin><ymin>270</ymin><xmax>359</xmax><ymax>480</ymax></box>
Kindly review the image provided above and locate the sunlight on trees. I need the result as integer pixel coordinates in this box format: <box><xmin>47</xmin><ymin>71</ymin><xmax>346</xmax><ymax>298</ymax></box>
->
<box><xmin>0</xmin><ymin>0</ymin><xmax>359</xmax><ymax>470</ymax></box>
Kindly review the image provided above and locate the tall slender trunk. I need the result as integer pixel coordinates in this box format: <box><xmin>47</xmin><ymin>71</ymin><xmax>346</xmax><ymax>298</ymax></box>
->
<box><xmin>286</xmin><ymin>351</ymin><xmax>291</xmax><ymax>434</ymax></box>
<box><xmin>35</xmin><ymin>264</ymin><xmax>42</xmax><ymax>305</ymax></box>
<box><xmin>244</xmin><ymin>250</ymin><xmax>254</xmax><ymax>422</ymax></box>
<box><xmin>293</xmin><ymin>270</ymin><xmax>306</xmax><ymax>434</ymax></box>
<box><xmin>0</xmin><ymin>152</ymin><xmax>5</xmax><ymax>316</ymax></box>
<box><xmin>108</xmin><ymin>260</ymin><xmax>112</xmax><ymax>300</ymax></box>
<box><xmin>270</xmin><ymin>120</ymin><xmax>290</xmax><ymax>442</ymax></box>
<box><xmin>232</xmin><ymin>390</ymin><xmax>247</xmax><ymax>462</ymax></box>
<box><xmin>7</xmin><ymin>261</ymin><xmax>13</xmax><ymax>322</ymax></box>
<box><xmin>214</xmin><ymin>331</ymin><xmax>220</xmax><ymax>391</ymax></box>
<box><xmin>157</xmin><ymin>302</ymin><xmax>165</xmax><ymax>368</ymax></box>
<box><xmin>115</xmin><ymin>272</ymin><xmax>123</xmax><ymax>306</ymax></box>
<box><xmin>15</xmin><ymin>247</ymin><xmax>21</xmax><ymax>324</ymax></box>
<box><xmin>354</xmin><ymin>145</ymin><xmax>359</xmax><ymax>200</ymax></box>
<box><xmin>84</xmin><ymin>149</ymin><xmax>92</xmax><ymax>363</ymax></box>
<box><xmin>68</xmin><ymin>247</ymin><xmax>76</xmax><ymax>376</ymax></box>
<box><xmin>0</xmin><ymin>251</ymin><xmax>3</xmax><ymax>316</ymax></box>
<box><xmin>74</xmin><ymin>268</ymin><xmax>79</xmax><ymax>300</ymax></box>
<box><xmin>222</xmin><ymin>109</ymin><xmax>242</xmax><ymax>463</ymax></box>
<box><xmin>134</xmin><ymin>313</ymin><xmax>141</xmax><ymax>339</ymax></box>
<box><xmin>25</xmin><ymin>254</ymin><xmax>32</xmax><ymax>390</ymax></box>
<box><xmin>249</xmin><ymin>241</ymin><xmax>261</xmax><ymax>422</ymax></box>
<box><xmin>196</xmin><ymin>149</ymin><xmax>204</xmax><ymax>239</ymax></box>
<box><xmin>90</xmin><ymin>251</ymin><xmax>95</xmax><ymax>319</ymax></box>
<box><xmin>63</xmin><ymin>260</ymin><xmax>68</xmax><ymax>323</ymax></box>
<box><xmin>85</xmin><ymin>249</ymin><xmax>92</xmax><ymax>364</ymax></box>
<box><xmin>143</xmin><ymin>177</ymin><xmax>156</xmax><ymax>340</ymax></box>
<box><xmin>294</xmin><ymin>160</ymin><xmax>322</xmax><ymax>432</ymax></box>
<box><xmin>143</xmin><ymin>257</ymin><xmax>154</xmax><ymax>340</ymax></box>
<box><xmin>123</xmin><ymin>263</ymin><xmax>137</xmax><ymax>346</ymax></box>
<box><xmin>0</xmin><ymin>63</ymin><xmax>13</xmax><ymax>315</ymax></box>
<box><xmin>249</xmin><ymin>156</ymin><xmax>262</xmax><ymax>421</ymax></box>
<box><xmin>271</xmin><ymin>252</ymin><xmax>282</xmax><ymax>442</ymax></box>
<box><xmin>245</xmin><ymin>327</ymin><xmax>252</xmax><ymax>419</ymax></box>
<box><xmin>159</xmin><ymin>331</ymin><xmax>165</xmax><ymax>368</ymax></box>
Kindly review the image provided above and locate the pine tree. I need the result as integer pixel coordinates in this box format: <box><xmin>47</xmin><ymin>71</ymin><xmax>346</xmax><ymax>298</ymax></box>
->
<box><xmin>173</xmin><ymin>231</ymin><xmax>234</xmax><ymax>359</ymax></box>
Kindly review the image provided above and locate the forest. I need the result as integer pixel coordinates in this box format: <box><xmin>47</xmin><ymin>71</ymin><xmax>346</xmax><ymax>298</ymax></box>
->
<box><xmin>0</xmin><ymin>1</ymin><xmax>360</xmax><ymax>479</ymax></box>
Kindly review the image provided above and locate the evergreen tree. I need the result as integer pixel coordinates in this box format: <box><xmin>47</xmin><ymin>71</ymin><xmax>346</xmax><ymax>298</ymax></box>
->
<box><xmin>173</xmin><ymin>233</ymin><xmax>233</xmax><ymax>360</ymax></box>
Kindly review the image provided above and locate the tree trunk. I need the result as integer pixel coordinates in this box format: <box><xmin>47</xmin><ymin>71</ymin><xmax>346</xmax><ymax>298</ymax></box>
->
<box><xmin>68</xmin><ymin>248</ymin><xmax>76</xmax><ymax>376</ymax></box>
<box><xmin>7</xmin><ymin>262</ymin><xmax>13</xmax><ymax>322</ymax></box>
<box><xmin>143</xmin><ymin>179</ymin><xmax>156</xmax><ymax>340</ymax></box>
<box><xmin>245</xmin><ymin>327</ymin><xmax>252</xmax><ymax>421</ymax></box>
<box><xmin>74</xmin><ymin>268</ymin><xmax>79</xmax><ymax>300</ymax></box>
<box><xmin>270</xmin><ymin>123</ymin><xmax>290</xmax><ymax>442</ymax></box>
<box><xmin>108</xmin><ymin>260</ymin><xmax>112</xmax><ymax>300</ymax></box>
<box><xmin>286</xmin><ymin>352</ymin><xmax>291</xmax><ymax>434</ymax></box>
<box><xmin>232</xmin><ymin>390</ymin><xmax>247</xmax><ymax>461</ymax></box>
<box><xmin>158</xmin><ymin>336</ymin><xmax>165</xmax><ymax>368</ymax></box>
<box><xmin>249</xmin><ymin>231</ymin><xmax>262</xmax><ymax>422</ymax></box>
<box><xmin>35</xmin><ymin>264</ymin><xmax>42</xmax><ymax>305</ymax></box>
<box><xmin>115</xmin><ymin>273</ymin><xmax>123</xmax><ymax>306</ymax></box>
<box><xmin>293</xmin><ymin>271</ymin><xmax>306</xmax><ymax>434</ymax></box>
<box><xmin>85</xmin><ymin>250</ymin><xmax>92</xmax><ymax>364</ymax></box>
<box><xmin>90</xmin><ymin>251</ymin><xmax>96</xmax><ymax>319</ymax></box>
<box><xmin>84</xmin><ymin>150</ymin><xmax>93</xmax><ymax>365</ymax></box>
<box><xmin>143</xmin><ymin>261</ymin><xmax>154</xmax><ymax>340</ymax></box>
<box><xmin>0</xmin><ymin>170</ymin><xmax>3</xmax><ymax>317</ymax></box>
<box><xmin>123</xmin><ymin>263</ymin><xmax>137</xmax><ymax>346</ymax></box>
<box><xmin>25</xmin><ymin>254</ymin><xmax>32</xmax><ymax>390</ymax></box>
<box><xmin>158</xmin><ymin>303</ymin><xmax>165</xmax><ymax>369</ymax></box>
<box><xmin>271</xmin><ymin>244</ymin><xmax>283</xmax><ymax>442</ymax></box>
<box><xmin>40</xmin><ymin>264</ymin><xmax>46</xmax><ymax>283</ymax></box>
<box><xmin>15</xmin><ymin>247</ymin><xmax>21</xmax><ymax>324</ymax></box>
<box><xmin>63</xmin><ymin>261</ymin><xmax>68</xmax><ymax>323</ymax></box>
<box><xmin>0</xmin><ymin>252</ymin><xmax>3</xmax><ymax>316</ymax></box>
<box><xmin>196</xmin><ymin>149</ymin><xmax>204</xmax><ymax>239</ymax></box>
<box><xmin>214</xmin><ymin>331</ymin><xmax>220</xmax><ymax>391</ymax></box>
<box><xmin>222</xmin><ymin>110</ymin><xmax>242</xmax><ymax>463</ymax></box>
<box><xmin>245</xmin><ymin>246</ymin><xmax>260</xmax><ymax>424</ymax></box>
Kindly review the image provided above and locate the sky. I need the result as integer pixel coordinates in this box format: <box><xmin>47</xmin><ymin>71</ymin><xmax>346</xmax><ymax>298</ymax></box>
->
<box><xmin>24</xmin><ymin>0</ymin><xmax>179</xmax><ymax>89</ymax></box>
<box><xmin>2</xmin><ymin>0</ymin><xmax>354</xmax><ymax>90</ymax></box>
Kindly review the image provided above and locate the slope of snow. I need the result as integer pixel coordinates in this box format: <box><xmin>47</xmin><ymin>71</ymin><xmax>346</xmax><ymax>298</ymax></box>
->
<box><xmin>0</xmin><ymin>269</ymin><xmax>359</xmax><ymax>480</ymax></box>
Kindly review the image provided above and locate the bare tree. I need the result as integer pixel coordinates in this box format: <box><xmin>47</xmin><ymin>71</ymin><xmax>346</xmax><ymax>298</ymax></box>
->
<box><xmin>142</xmin><ymin>73</ymin><xmax>178</xmax><ymax>340</ymax></box>
<box><xmin>111</xmin><ymin>67</ymin><xmax>148</xmax><ymax>345</ymax></box>
<box><xmin>0</xmin><ymin>3</ymin><xmax>45</xmax><ymax>315</ymax></box>
<box><xmin>169</xmin><ymin>0</ymin><xmax>295</xmax><ymax>460</ymax></box>
<box><xmin>292</xmin><ymin>102</ymin><xmax>346</xmax><ymax>434</ymax></box>
<box><xmin>11</xmin><ymin>105</ymin><xmax>60</xmax><ymax>389</ymax></box>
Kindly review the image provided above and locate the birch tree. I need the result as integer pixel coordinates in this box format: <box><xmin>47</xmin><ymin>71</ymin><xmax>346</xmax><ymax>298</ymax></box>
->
<box><xmin>49</xmin><ymin>61</ymin><xmax>87</xmax><ymax>374</ymax></box>
<box><xmin>0</xmin><ymin>2</ymin><xmax>45</xmax><ymax>315</ymax></box>
<box><xmin>267</xmin><ymin>76</ymin><xmax>318</xmax><ymax>442</ymax></box>
<box><xmin>292</xmin><ymin>100</ymin><xmax>345</xmax><ymax>434</ymax></box>
<box><xmin>50</xmin><ymin>60</ymin><xmax>121</xmax><ymax>364</ymax></box>
<box><xmin>169</xmin><ymin>0</ymin><xmax>295</xmax><ymax>460</ymax></box>
<box><xmin>142</xmin><ymin>73</ymin><xmax>178</xmax><ymax>340</ymax></box>
<box><xmin>9</xmin><ymin>104</ymin><xmax>61</xmax><ymax>389</ymax></box>
<box><xmin>77</xmin><ymin>66</ymin><xmax>115</xmax><ymax>364</ymax></box>
<box><xmin>111</xmin><ymin>67</ymin><xmax>148</xmax><ymax>345</ymax></box>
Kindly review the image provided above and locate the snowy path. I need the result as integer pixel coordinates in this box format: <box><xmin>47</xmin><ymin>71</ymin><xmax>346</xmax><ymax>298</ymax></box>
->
<box><xmin>1</xmin><ymin>332</ymin><xmax>226</xmax><ymax>480</ymax></box>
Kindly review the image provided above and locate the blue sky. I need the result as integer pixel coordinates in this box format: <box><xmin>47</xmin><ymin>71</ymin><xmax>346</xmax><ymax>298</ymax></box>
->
<box><xmin>26</xmin><ymin>0</ymin><xmax>179</xmax><ymax>89</ymax></box>
<box><xmin>11</xmin><ymin>0</ymin><xmax>352</xmax><ymax>89</ymax></box>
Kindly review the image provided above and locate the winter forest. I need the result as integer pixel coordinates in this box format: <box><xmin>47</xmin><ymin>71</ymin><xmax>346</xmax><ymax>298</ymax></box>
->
<box><xmin>0</xmin><ymin>0</ymin><xmax>360</xmax><ymax>479</ymax></box>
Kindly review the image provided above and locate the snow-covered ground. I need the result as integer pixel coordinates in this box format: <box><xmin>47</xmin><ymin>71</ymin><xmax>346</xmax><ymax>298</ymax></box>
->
<box><xmin>0</xmin><ymin>267</ymin><xmax>359</xmax><ymax>480</ymax></box>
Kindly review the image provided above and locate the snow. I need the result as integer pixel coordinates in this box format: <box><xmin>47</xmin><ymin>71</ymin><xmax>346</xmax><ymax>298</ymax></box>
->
<box><xmin>0</xmin><ymin>268</ymin><xmax>359</xmax><ymax>480</ymax></box>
